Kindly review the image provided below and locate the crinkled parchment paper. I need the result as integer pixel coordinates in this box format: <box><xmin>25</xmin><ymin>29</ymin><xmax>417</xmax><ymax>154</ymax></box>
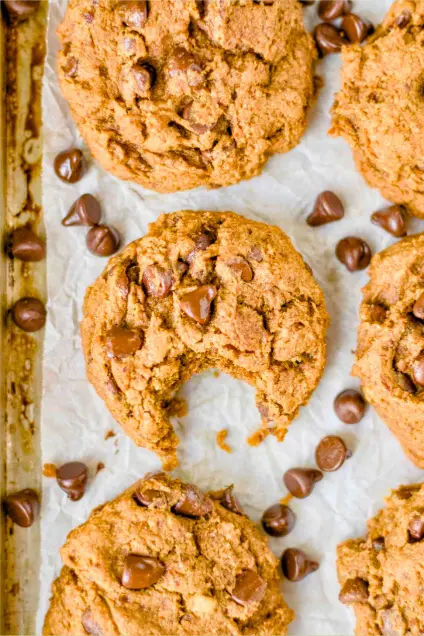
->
<box><xmin>38</xmin><ymin>2</ymin><xmax>424</xmax><ymax>633</ymax></box>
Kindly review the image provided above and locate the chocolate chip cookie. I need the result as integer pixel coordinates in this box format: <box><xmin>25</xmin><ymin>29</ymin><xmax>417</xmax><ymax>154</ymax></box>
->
<box><xmin>337</xmin><ymin>482</ymin><xmax>424</xmax><ymax>635</ymax></box>
<box><xmin>81</xmin><ymin>210</ymin><xmax>329</xmax><ymax>462</ymax></box>
<box><xmin>330</xmin><ymin>0</ymin><xmax>424</xmax><ymax>218</ymax></box>
<box><xmin>43</xmin><ymin>473</ymin><xmax>294</xmax><ymax>635</ymax></box>
<box><xmin>57</xmin><ymin>0</ymin><xmax>317</xmax><ymax>193</ymax></box>
<box><xmin>353</xmin><ymin>233</ymin><xmax>424</xmax><ymax>467</ymax></box>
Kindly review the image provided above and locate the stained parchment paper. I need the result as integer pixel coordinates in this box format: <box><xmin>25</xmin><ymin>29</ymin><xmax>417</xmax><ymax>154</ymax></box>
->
<box><xmin>38</xmin><ymin>2</ymin><xmax>424</xmax><ymax>633</ymax></box>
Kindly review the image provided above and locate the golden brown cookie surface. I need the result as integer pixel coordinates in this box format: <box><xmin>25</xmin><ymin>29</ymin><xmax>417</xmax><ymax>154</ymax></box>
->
<box><xmin>353</xmin><ymin>233</ymin><xmax>424</xmax><ymax>467</ymax></box>
<box><xmin>56</xmin><ymin>0</ymin><xmax>316</xmax><ymax>193</ymax></box>
<box><xmin>43</xmin><ymin>474</ymin><xmax>294</xmax><ymax>635</ymax></box>
<box><xmin>330</xmin><ymin>0</ymin><xmax>424</xmax><ymax>218</ymax></box>
<box><xmin>81</xmin><ymin>210</ymin><xmax>329</xmax><ymax>461</ymax></box>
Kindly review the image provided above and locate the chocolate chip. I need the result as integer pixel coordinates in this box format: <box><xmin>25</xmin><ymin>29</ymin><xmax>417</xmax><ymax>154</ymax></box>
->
<box><xmin>248</xmin><ymin>246</ymin><xmax>263</xmax><ymax>262</ymax></box>
<box><xmin>54</xmin><ymin>149</ymin><xmax>86</xmax><ymax>184</ymax></box>
<box><xmin>281</xmin><ymin>548</ymin><xmax>319</xmax><ymax>582</ymax></box>
<box><xmin>132</xmin><ymin>63</ymin><xmax>156</xmax><ymax>95</ymax></box>
<box><xmin>413</xmin><ymin>292</ymin><xmax>424</xmax><ymax>320</ymax></box>
<box><xmin>408</xmin><ymin>516</ymin><xmax>424</xmax><ymax>541</ymax></box>
<box><xmin>394</xmin><ymin>10</ymin><xmax>411</xmax><ymax>28</ymax></box>
<box><xmin>117</xmin><ymin>0</ymin><xmax>149</xmax><ymax>29</ymax></box>
<box><xmin>212</xmin><ymin>485</ymin><xmax>244</xmax><ymax>515</ymax></box>
<box><xmin>134</xmin><ymin>489</ymin><xmax>164</xmax><ymax>507</ymax></box>
<box><xmin>317</xmin><ymin>0</ymin><xmax>351</xmax><ymax>20</ymax></box>
<box><xmin>261</xmin><ymin>503</ymin><xmax>296</xmax><ymax>537</ymax></box>
<box><xmin>396</xmin><ymin>372</ymin><xmax>416</xmax><ymax>394</ymax></box>
<box><xmin>182</xmin><ymin>102</ymin><xmax>210</xmax><ymax>135</ymax></box>
<box><xmin>4</xmin><ymin>0</ymin><xmax>40</xmax><ymax>21</ymax></box>
<box><xmin>307</xmin><ymin>191</ymin><xmax>344</xmax><ymax>226</ymax></box>
<box><xmin>8</xmin><ymin>227</ymin><xmax>45</xmax><ymax>261</ymax></box>
<box><xmin>12</xmin><ymin>297</ymin><xmax>46</xmax><ymax>332</ymax></box>
<box><xmin>142</xmin><ymin>265</ymin><xmax>173</xmax><ymax>298</ymax></box>
<box><xmin>167</xmin><ymin>48</ymin><xmax>203</xmax><ymax>87</ymax></box>
<box><xmin>3</xmin><ymin>489</ymin><xmax>39</xmax><ymax>527</ymax></box>
<box><xmin>180</xmin><ymin>285</ymin><xmax>217</xmax><ymax>325</ymax></box>
<box><xmin>314</xmin><ymin>23</ymin><xmax>348</xmax><ymax>56</ymax></box>
<box><xmin>339</xmin><ymin>578</ymin><xmax>369</xmax><ymax>604</ymax></box>
<box><xmin>86</xmin><ymin>225</ymin><xmax>120</xmax><ymax>257</ymax></box>
<box><xmin>231</xmin><ymin>570</ymin><xmax>266</xmax><ymax>605</ymax></box>
<box><xmin>62</xmin><ymin>194</ymin><xmax>102</xmax><ymax>227</ymax></box>
<box><xmin>368</xmin><ymin>304</ymin><xmax>387</xmax><ymax>323</ymax></box>
<box><xmin>228</xmin><ymin>257</ymin><xmax>254</xmax><ymax>282</ymax></box>
<box><xmin>56</xmin><ymin>461</ymin><xmax>88</xmax><ymax>501</ymax></box>
<box><xmin>315</xmin><ymin>436</ymin><xmax>351</xmax><ymax>472</ymax></box>
<box><xmin>371</xmin><ymin>206</ymin><xmax>407</xmax><ymax>238</ymax></box>
<box><xmin>372</xmin><ymin>537</ymin><xmax>385</xmax><ymax>552</ymax></box>
<box><xmin>336</xmin><ymin>237</ymin><xmax>371</xmax><ymax>272</ymax></box>
<box><xmin>81</xmin><ymin>609</ymin><xmax>103</xmax><ymax>636</ymax></box>
<box><xmin>173</xmin><ymin>484</ymin><xmax>213</xmax><ymax>518</ymax></box>
<box><xmin>105</xmin><ymin>326</ymin><xmax>143</xmax><ymax>359</ymax></box>
<box><xmin>63</xmin><ymin>56</ymin><xmax>78</xmax><ymax>78</ymax></box>
<box><xmin>186</xmin><ymin>232</ymin><xmax>215</xmax><ymax>264</ymax></box>
<box><xmin>283</xmin><ymin>468</ymin><xmax>323</xmax><ymax>499</ymax></box>
<box><xmin>122</xmin><ymin>554</ymin><xmax>165</xmax><ymax>590</ymax></box>
<box><xmin>412</xmin><ymin>354</ymin><xmax>424</xmax><ymax>387</ymax></box>
<box><xmin>334</xmin><ymin>389</ymin><xmax>366</xmax><ymax>424</ymax></box>
<box><xmin>342</xmin><ymin>13</ymin><xmax>374</xmax><ymax>43</ymax></box>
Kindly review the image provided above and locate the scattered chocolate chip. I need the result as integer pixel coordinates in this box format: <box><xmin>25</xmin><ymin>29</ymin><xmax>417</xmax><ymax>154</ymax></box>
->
<box><xmin>117</xmin><ymin>0</ymin><xmax>149</xmax><ymax>29</ymax></box>
<box><xmin>396</xmin><ymin>372</ymin><xmax>416</xmax><ymax>394</ymax></box>
<box><xmin>180</xmin><ymin>285</ymin><xmax>217</xmax><ymax>325</ymax></box>
<box><xmin>186</xmin><ymin>232</ymin><xmax>215</xmax><ymax>264</ymax></box>
<box><xmin>315</xmin><ymin>435</ymin><xmax>351</xmax><ymax>472</ymax></box>
<box><xmin>56</xmin><ymin>461</ymin><xmax>88</xmax><ymax>501</ymax></box>
<box><xmin>173</xmin><ymin>484</ymin><xmax>213</xmax><ymax>518</ymax></box>
<box><xmin>413</xmin><ymin>292</ymin><xmax>424</xmax><ymax>320</ymax></box>
<box><xmin>371</xmin><ymin>206</ymin><xmax>407</xmax><ymax>238</ymax></box>
<box><xmin>62</xmin><ymin>56</ymin><xmax>78</xmax><ymax>78</ymax></box>
<box><xmin>314</xmin><ymin>23</ymin><xmax>348</xmax><ymax>56</ymax></box>
<box><xmin>213</xmin><ymin>485</ymin><xmax>244</xmax><ymax>515</ymax></box>
<box><xmin>11</xmin><ymin>297</ymin><xmax>46</xmax><ymax>332</ymax></box>
<box><xmin>261</xmin><ymin>503</ymin><xmax>296</xmax><ymax>537</ymax></box>
<box><xmin>281</xmin><ymin>548</ymin><xmax>319</xmax><ymax>582</ymax></box>
<box><xmin>248</xmin><ymin>245</ymin><xmax>263</xmax><ymax>262</ymax></box>
<box><xmin>62</xmin><ymin>194</ymin><xmax>102</xmax><ymax>227</ymax></box>
<box><xmin>412</xmin><ymin>354</ymin><xmax>424</xmax><ymax>387</ymax></box>
<box><xmin>81</xmin><ymin>609</ymin><xmax>103</xmax><ymax>636</ymax></box>
<box><xmin>408</xmin><ymin>516</ymin><xmax>424</xmax><ymax>541</ymax></box>
<box><xmin>168</xmin><ymin>48</ymin><xmax>203</xmax><ymax>87</ymax></box>
<box><xmin>228</xmin><ymin>257</ymin><xmax>254</xmax><ymax>282</ymax></box>
<box><xmin>283</xmin><ymin>468</ymin><xmax>323</xmax><ymax>499</ymax></box>
<box><xmin>334</xmin><ymin>389</ymin><xmax>366</xmax><ymax>424</ymax></box>
<box><xmin>3</xmin><ymin>489</ymin><xmax>39</xmax><ymax>527</ymax></box>
<box><xmin>394</xmin><ymin>10</ymin><xmax>411</xmax><ymax>28</ymax></box>
<box><xmin>317</xmin><ymin>0</ymin><xmax>351</xmax><ymax>20</ymax></box>
<box><xmin>372</xmin><ymin>537</ymin><xmax>385</xmax><ymax>552</ymax></box>
<box><xmin>8</xmin><ymin>227</ymin><xmax>45</xmax><ymax>261</ymax></box>
<box><xmin>142</xmin><ymin>265</ymin><xmax>173</xmax><ymax>298</ymax></box>
<box><xmin>105</xmin><ymin>326</ymin><xmax>143</xmax><ymax>359</ymax></box>
<box><xmin>134</xmin><ymin>489</ymin><xmax>164</xmax><ymax>507</ymax></box>
<box><xmin>339</xmin><ymin>578</ymin><xmax>369</xmax><ymax>604</ymax></box>
<box><xmin>182</xmin><ymin>102</ymin><xmax>210</xmax><ymax>134</ymax></box>
<box><xmin>368</xmin><ymin>304</ymin><xmax>387</xmax><ymax>323</ymax></box>
<box><xmin>336</xmin><ymin>237</ymin><xmax>371</xmax><ymax>272</ymax></box>
<box><xmin>86</xmin><ymin>225</ymin><xmax>120</xmax><ymax>257</ymax></box>
<box><xmin>54</xmin><ymin>148</ymin><xmax>86</xmax><ymax>183</ymax></box>
<box><xmin>122</xmin><ymin>554</ymin><xmax>165</xmax><ymax>590</ymax></box>
<box><xmin>342</xmin><ymin>13</ymin><xmax>374</xmax><ymax>43</ymax></box>
<box><xmin>132</xmin><ymin>63</ymin><xmax>156</xmax><ymax>95</ymax></box>
<box><xmin>231</xmin><ymin>570</ymin><xmax>266</xmax><ymax>605</ymax></box>
<box><xmin>4</xmin><ymin>0</ymin><xmax>40</xmax><ymax>21</ymax></box>
<box><xmin>307</xmin><ymin>191</ymin><xmax>344</xmax><ymax>226</ymax></box>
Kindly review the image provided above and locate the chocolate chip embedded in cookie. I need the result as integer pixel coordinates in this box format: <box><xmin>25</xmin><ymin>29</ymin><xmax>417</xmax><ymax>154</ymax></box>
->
<box><xmin>337</xmin><ymin>482</ymin><xmax>424</xmax><ymax>634</ymax></box>
<box><xmin>43</xmin><ymin>474</ymin><xmax>294</xmax><ymax>635</ymax></box>
<box><xmin>81</xmin><ymin>210</ymin><xmax>329</xmax><ymax>462</ymax></box>
<box><xmin>56</xmin><ymin>0</ymin><xmax>317</xmax><ymax>193</ymax></box>
<box><xmin>330</xmin><ymin>1</ymin><xmax>424</xmax><ymax>218</ymax></box>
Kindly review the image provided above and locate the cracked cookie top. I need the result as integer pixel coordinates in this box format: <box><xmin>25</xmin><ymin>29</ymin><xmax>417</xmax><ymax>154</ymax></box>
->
<box><xmin>57</xmin><ymin>0</ymin><xmax>316</xmax><ymax>193</ymax></box>
<box><xmin>81</xmin><ymin>210</ymin><xmax>328</xmax><ymax>461</ymax></box>
<box><xmin>43</xmin><ymin>473</ymin><xmax>294</xmax><ymax>635</ymax></box>
<box><xmin>330</xmin><ymin>0</ymin><xmax>424</xmax><ymax>218</ymax></box>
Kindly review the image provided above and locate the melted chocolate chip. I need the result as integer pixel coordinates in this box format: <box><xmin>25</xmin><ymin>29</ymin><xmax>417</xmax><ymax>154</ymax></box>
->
<box><xmin>248</xmin><ymin>246</ymin><xmax>263</xmax><ymax>262</ymax></box>
<box><xmin>231</xmin><ymin>570</ymin><xmax>266</xmax><ymax>605</ymax></box>
<box><xmin>121</xmin><ymin>554</ymin><xmax>165</xmax><ymax>590</ymax></box>
<box><xmin>372</xmin><ymin>537</ymin><xmax>385</xmax><ymax>552</ymax></box>
<box><xmin>3</xmin><ymin>489</ymin><xmax>39</xmax><ymax>527</ymax></box>
<box><xmin>173</xmin><ymin>485</ymin><xmax>213</xmax><ymax>518</ymax></box>
<box><xmin>336</xmin><ymin>237</ymin><xmax>371</xmax><ymax>272</ymax></box>
<box><xmin>315</xmin><ymin>436</ymin><xmax>351</xmax><ymax>472</ymax></box>
<box><xmin>132</xmin><ymin>63</ymin><xmax>156</xmax><ymax>95</ymax></box>
<box><xmin>342</xmin><ymin>13</ymin><xmax>374</xmax><ymax>43</ymax></box>
<box><xmin>317</xmin><ymin>0</ymin><xmax>351</xmax><ymax>20</ymax></box>
<box><xmin>62</xmin><ymin>194</ymin><xmax>102</xmax><ymax>227</ymax></box>
<box><xmin>261</xmin><ymin>503</ymin><xmax>296</xmax><ymax>537</ymax></box>
<box><xmin>408</xmin><ymin>516</ymin><xmax>424</xmax><ymax>541</ymax></box>
<box><xmin>86</xmin><ymin>225</ymin><xmax>120</xmax><ymax>257</ymax></box>
<box><xmin>117</xmin><ymin>0</ymin><xmax>149</xmax><ymax>29</ymax></box>
<box><xmin>167</xmin><ymin>47</ymin><xmax>203</xmax><ymax>87</ymax></box>
<box><xmin>81</xmin><ymin>609</ymin><xmax>103</xmax><ymax>636</ymax></box>
<box><xmin>105</xmin><ymin>326</ymin><xmax>143</xmax><ymax>359</ymax></box>
<box><xmin>281</xmin><ymin>548</ymin><xmax>319</xmax><ymax>582</ymax></box>
<box><xmin>54</xmin><ymin>149</ymin><xmax>86</xmax><ymax>183</ymax></box>
<box><xmin>56</xmin><ymin>462</ymin><xmax>88</xmax><ymax>501</ymax></box>
<box><xmin>134</xmin><ymin>488</ymin><xmax>165</xmax><ymax>507</ymax></box>
<box><xmin>334</xmin><ymin>389</ymin><xmax>366</xmax><ymax>424</ymax></box>
<box><xmin>8</xmin><ymin>227</ymin><xmax>45</xmax><ymax>261</ymax></box>
<box><xmin>394</xmin><ymin>10</ymin><xmax>411</xmax><ymax>28</ymax></box>
<box><xmin>371</xmin><ymin>206</ymin><xmax>407</xmax><ymax>238</ymax></box>
<box><xmin>186</xmin><ymin>232</ymin><xmax>215</xmax><ymax>264</ymax></box>
<box><xmin>283</xmin><ymin>468</ymin><xmax>323</xmax><ymax>499</ymax></box>
<box><xmin>142</xmin><ymin>265</ymin><xmax>173</xmax><ymax>298</ymax></box>
<box><xmin>180</xmin><ymin>285</ymin><xmax>217</xmax><ymax>325</ymax></box>
<box><xmin>307</xmin><ymin>191</ymin><xmax>344</xmax><ymax>226</ymax></box>
<box><xmin>213</xmin><ymin>485</ymin><xmax>244</xmax><ymax>515</ymax></box>
<box><xmin>12</xmin><ymin>297</ymin><xmax>46</xmax><ymax>332</ymax></box>
<box><xmin>413</xmin><ymin>292</ymin><xmax>424</xmax><ymax>320</ymax></box>
<box><xmin>412</xmin><ymin>354</ymin><xmax>424</xmax><ymax>387</ymax></box>
<box><xmin>339</xmin><ymin>578</ymin><xmax>369</xmax><ymax>604</ymax></box>
<box><xmin>314</xmin><ymin>23</ymin><xmax>348</xmax><ymax>56</ymax></box>
<box><xmin>228</xmin><ymin>257</ymin><xmax>254</xmax><ymax>282</ymax></box>
<box><xmin>396</xmin><ymin>372</ymin><xmax>416</xmax><ymax>394</ymax></box>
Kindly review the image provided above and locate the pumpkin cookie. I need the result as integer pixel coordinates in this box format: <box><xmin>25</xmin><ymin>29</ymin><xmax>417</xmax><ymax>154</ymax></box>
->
<box><xmin>57</xmin><ymin>0</ymin><xmax>317</xmax><ymax>193</ymax></box>
<box><xmin>330</xmin><ymin>0</ymin><xmax>424</xmax><ymax>218</ymax></box>
<box><xmin>43</xmin><ymin>473</ymin><xmax>294</xmax><ymax>635</ymax></box>
<box><xmin>81</xmin><ymin>210</ymin><xmax>329</xmax><ymax>462</ymax></box>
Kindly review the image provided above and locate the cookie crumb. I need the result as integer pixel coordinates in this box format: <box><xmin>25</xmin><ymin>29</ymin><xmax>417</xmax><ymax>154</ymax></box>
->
<box><xmin>104</xmin><ymin>429</ymin><xmax>116</xmax><ymax>440</ymax></box>
<box><xmin>43</xmin><ymin>463</ymin><xmax>57</xmax><ymax>478</ymax></box>
<box><xmin>247</xmin><ymin>428</ymin><xmax>270</xmax><ymax>447</ymax></box>
<box><xmin>280</xmin><ymin>493</ymin><xmax>293</xmax><ymax>506</ymax></box>
<box><xmin>216</xmin><ymin>429</ymin><xmax>232</xmax><ymax>454</ymax></box>
<box><xmin>96</xmin><ymin>462</ymin><xmax>105</xmax><ymax>474</ymax></box>
<box><xmin>213</xmin><ymin>370</ymin><xmax>220</xmax><ymax>378</ymax></box>
<box><xmin>162</xmin><ymin>455</ymin><xmax>179</xmax><ymax>472</ymax></box>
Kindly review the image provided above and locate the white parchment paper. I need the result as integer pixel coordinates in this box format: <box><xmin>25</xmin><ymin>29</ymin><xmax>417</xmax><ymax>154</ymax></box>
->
<box><xmin>38</xmin><ymin>2</ymin><xmax>424</xmax><ymax>633</ymax></box>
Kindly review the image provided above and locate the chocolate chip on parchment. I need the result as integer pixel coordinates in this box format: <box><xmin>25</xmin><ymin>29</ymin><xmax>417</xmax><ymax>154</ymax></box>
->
<box><xmin>54</xmin><ymin>148</ymin><xmax>86</xmax><ymax>183</ymax></box>
<box><xmin>413</xmin><ymin>293</ymin><xmax>424</xmax><ymax>320</ymax></box>
<box><xmin>317</xmin><ymin>0</ymin><xmax>351</xmax><ymax>20</ymax></box>
<box><xmin>342</xmin><ymin>13</ymin><xmax>374</xmax><ymax>43</ymax></box>
<box><xmin>12</xmin><ymin>297</ymin><xmax>46</xmax><ymax>332</ymax></box>
<box><xmin>336</xmin><ymin>237</ymin><xmax>371</xmax><ymax>272</ymax></box>
<box><xmin>132</xmin><ymin>63</ymin><xmax>156</xmax><ymax>95</ymax></box>
<box><xmin>231</xmin><ymin>570</ymin><xmax>266</xmax><ymax>605</ymax></box>
<box><xmin>412</xmin><ymin>354</ymin><xmax>424</xmax><ymax>387</ymax></box>
<box><xmin>371</xmin><ymin>206</ymin><xmax>407</xmax><ymax>238</ymax></box>
<box><xmin>8</xmin><ymin>227</ymin><xmax>45</xmax><ymax>261</ymax></box>
<box><xmin>408</xmin><ymin>516</ymin><xmax>424</xmax><ymax>541</ymax></box>
<box><xmin>62</xmin><ymin>194</ymin><xmax>102</xmax><ymax>227</ymax></box>
<box><xmin>334</xmin><ymin>389</ymin><xmax>366</xmax><ymax>424</ymax></box>
<box><xmin>394</xmin><ymin>10</ymin><xmax>412</xmax><ymax>28</ymax></box>
<box><xmin>180</xmin><ymin>285</ymin><xmax>217</xmax><ymax>325</ymax></box>
<box><xmin>3</xmin><ymin>489</ymin><xmax>39</xmax><ymax>527</ymax></box>
<box><xmin>142</xmin><ymin>265</ymin><xmax>173</xmax><ymax>298</ymax></box>
<box><xmin>212</xmin><ymin>485</ymin><xmax>244</xmax><ymax>515</ymax></box>
<box><xmin>339</xmin><ymin>578</ymin><xmax>369</xmax><ymax>604</ymax></box>
<box><xmin>228</xmin><ymin>257</ymin><xmax>254</xmax><ymax>282</ymax></box>
<box><xmin>281</xmin><ymin>548</ymin><xmax>319</xmax><ymax>582</ymax></box>
<box><xmin>81</xmin><ymin>609</ymin><xmax>103</xmax><ymax>636</ymax></box>
<box><xmin>105</xmin><ymin>326</ymin><xmax>143</xmax><ymax>359</ymax></box>
<box><xmin>372</xmin><ymin>537</ymin><xmax>385</xmax><ymax>552</ymax></box>
<box><xmin>117</xmin><ymin>0</ymin><xmax>149</xmax><ymax>29</ymax></box>
<box><xmin>307</xmin><ymin>191</ymin><xmax>344</xmax><ymax>226</ymax></box>
<box><xmin>261</xmin><ymin>503</ymin><xmax>296</xmax><ymax>537</ymax></box>
<box><xmin>86</xmin><ymin>225</ymin><xmax>120</xmax><ymax>257</ymax></box>
<box><xmin>56</xmin><ymin>461</ymin><xmax>88</xmax><ymax>501</ymax></box>
<box><xmin>314</xmin><ymin>23</ymin><xmax>348</xmax><ymax>56</ymax></box>
<box><xmin>173</xmin><ymin>484</ymin><xmax>213</xmax><ymax>518</ymax></box>
<box><xmin>122</xmin><ymin>554</ymin><xmax>165</xmax><ymax>590</ymax></box>
<box><xmin>315</xmin><ymin>435</ymin><xmax>351</xmax><ymax>472</ymax></box>
<box><xmin>283</xmin><ymin>468</ymin><xmax>323</xmax><ymax>499</ymax></box>
<box><xmin>4</xmin><ymin>0</ymin><xmax>40</xmax><ymax>21</ymax></box>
